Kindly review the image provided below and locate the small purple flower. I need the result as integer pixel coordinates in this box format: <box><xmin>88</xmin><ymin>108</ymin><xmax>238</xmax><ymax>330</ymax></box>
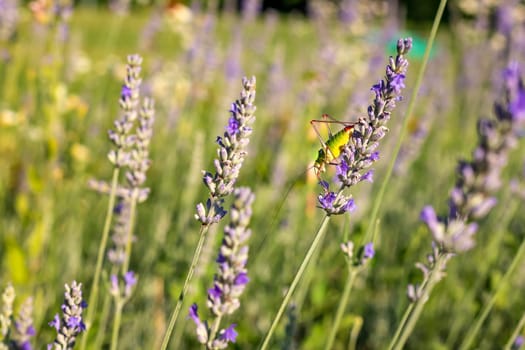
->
<box><xmin>336</xmin><ymin>158</ymin><xmax>349</xmax><ymax>177</ymax></box>
<box><xmin>208</xmin><ymin>284</ymin><xmax>222</xmax><ymax>299</ymax></box>
<box><xmin>361</xmin><ymin>170</ymin><xmax>374</xmax><ymax>183</ymax></box>
<box><xmin>121</xmin><ymin>85</ymin><xmax>132</xmax><ymax>100</ymax></box>
<box><xmin>369</xmin><ymin>152</ymin><xmax>380</xmax><ymax>161</ymax></box>
<box><xmin>343</xmin><ymin>198</ymin><xmax>356</xmax><ymax>212</ymax></box>
<box><xmin>234</xmin><ymin>272</ymin><xmax>249</xmax><ymax>286</ymax></box>
<box><xmin>49</xmin><ymin>314</ymin><xmax>60</xmax><ymax>331</ymax></box>
<box><xmin>124</xmin><ymin>271</ymin><xmax>137</xmax><ymax>289</ymax></box>
<box><xmin>226</xmin><ymin>117</ymin><xmax>240</xmax><ymax>135</ymax></box>
<box><xmin>390</xmin><ymin>74</ymin><xmax>406</xmax><ymax>94</ymax></box>
<box><xmin>363</xmin><ymin>242</ymin><xmax>375</xmax><ymax>259</ymax></box>
<box><xmin>371</xmin><ymin>80</ymin><xmax>385</xmax><ymax>97</ymax></box>
<box><xmin>188</xmin><ymin>304</ymin><xmax>201</xmax><ymax>326</ymax></box>
<box><xmin>66</xmin><ymin>316</ymin><xmax>85</xmax><ymax>331</ymax></box>
<box><xmin>220</xmin><ymin>323</ymin><xmax>238</xmax><ymax>343</ymax></box>
<box><xmin>318</xmin><ymin>191</ymin><xmax>336</xmax><ymax>210</ymax></box>
<box><xmin>509</xmin><ymin>88</ymin><xmax>525</xmax><ymax>121</ymax></box>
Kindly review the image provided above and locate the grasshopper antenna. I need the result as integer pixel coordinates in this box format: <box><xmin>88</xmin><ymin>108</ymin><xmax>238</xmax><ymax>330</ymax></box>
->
<box><xmin>251</xmin><ymin>166</ymin><xmax>312</xmax><ymax>263</ymax></box>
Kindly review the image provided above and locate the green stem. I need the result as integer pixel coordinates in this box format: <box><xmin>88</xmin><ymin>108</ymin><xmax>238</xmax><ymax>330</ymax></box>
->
<box><xmin>160</xmin><ymin>224</ymin><xmax>210</xmax><ymax>350</ymax></box>
<box><xmin>387</xmin><ymin>304</ymin><xmax>415</xmax><ymax>350</ymax></box>
<box><xmin>80</xmin><ymin>168</ymin><xmax>120</xmax><ymax>350</ymax></box>
<box><xmin>325</xmin><ymin>268</ymin><xmax>358</xmax><ymax>350</ymax></box>
<box><xmin>460</xmin><ymin>237</ymin><xmax>525</xmax><ymax>350</ymax></box>
<box><xmin>110</xmin><ymin>301</ymin><xmax>123</xmax><ymax>350</ymax></box>
<box><xmin>362</xmin><ymin>0</ymin><xmax>447</xmax><ymax>245</ymax></box>
<box><xmin>391</xmin><ymin>254</ymin><xmax>449</xmax><ymax>350</ymax></box>
<box><xmin>122</xmin><ymin>193</ymin><xmax>138</xmax><ymax>275</ymax></box>
<box><xmin>208</xmin><ymin>315</ymin><xmax>224</xmax><ymax>349</ymax></box>
<box><xmin>259</xmin><ymin>215</ymin><xmax>331</xmax><ymax>350</ymax></box>
<box><xmin>504</xmin><ymin>312</ymin><xmax>525</xmax><ymax>350</ymax></box>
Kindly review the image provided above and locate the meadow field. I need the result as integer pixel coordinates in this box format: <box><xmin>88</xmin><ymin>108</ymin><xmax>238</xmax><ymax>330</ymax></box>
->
<box><xmin>1</xmin><ymin>0</ymin><xmax>525</xmax><ymax>349</ymax></box>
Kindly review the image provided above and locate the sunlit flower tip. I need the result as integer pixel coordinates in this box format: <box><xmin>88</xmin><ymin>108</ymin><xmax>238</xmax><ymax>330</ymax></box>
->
<box><xmin>188</xmin><ymin>304</ymin><xmax>201</xmax><ymax>325</ymax></box>
<box><xmin>220</xmin><ymin>324</ymin><xmax>238</xmax><ymax>343</ymax></box>
<box><xmin>121</xmin><ymin>85</ymin><xmax>132</xmax><ymax>99</ymax></box>
<box><xmin>363</xmin><ymin>242</ymin><xmax>375</xmax><ymax>259</ymax></box>
<box><xmin>361</xmin><ymin>170</ymin><xmax>374</xmax><ymax>183</ymax></box>
<box><xmin>234</xmin><ymin>272</ymin><xmax>249</xmax><ymax>286</ymax></box>
<box><xmin>340</xmin><ymin>241</ymin><xmax>354</xmax><ymax>259</ymax></box>
<box><xmin>49</xmin><ymin>314</ymin><xmax>60</xmax><ymax>331</ymax></box>
<box><xmin>343</xmin><ymin>198</ymin><xmax>356</xmax><ymax>212</ymax></box>
<box><xmin>226</xmin><ymin>117</ymin><xmax>240</xmax><ymax>135</ymax></box>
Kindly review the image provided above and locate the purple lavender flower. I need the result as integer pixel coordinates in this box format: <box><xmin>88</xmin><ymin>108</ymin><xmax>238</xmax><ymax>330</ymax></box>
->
<box><xmin>412</xmin><ymin>64</ymin><xmax>525</xmax><ymax>306</ymax></box>
<box><xmin>109</xmin><ymin>271</ymin><xmax>138</xmax><ymax>300</ymax></box>
<box><xmin>190</xmin><ymin>188</ymin><xmax>254</xmax><ymax>349</ymax></box>
<box><xmin>363</xmin><ymin>242</ymin><xmax>375</xmax><ymax>259</ymax></box>
<box><xmin>48</xmin><ymin>281</ymin><xmax>86</xmax><ymax>350</ymax></box>
<box><xmin>195</xmin><ymin>77</ymin><xmax>256</xmax><ymax>226</ymax></box>
<box><xmin>317</xmin><ymin>184</ymin><xmax>356</xmax><ymax>215</ymax></box>
<box><xmin>317</xmin><ymin>38</ymin><xmax>412</xmax><ymax>216</ymax></box>
<box><xmin>9</xmin><ymin>297</ymin><xmax>35</xmax><ymax>350</ymax></box>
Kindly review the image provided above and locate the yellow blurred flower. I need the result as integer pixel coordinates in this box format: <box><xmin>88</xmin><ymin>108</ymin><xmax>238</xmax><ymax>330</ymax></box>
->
<box><xmin>70</xmin><ymin>143</ymin><xmax>90</xmax><ymax>164</ymax></box>
<box><xmin>0</xmin><ymin>109</ymin><xmax>26</xmax><ymax>127</ymax></box>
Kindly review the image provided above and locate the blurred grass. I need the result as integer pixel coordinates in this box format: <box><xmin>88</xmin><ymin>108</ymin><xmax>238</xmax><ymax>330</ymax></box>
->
<box><xmin>0</xmin><ymin>2</ymin><xmax>524</xmax><ymax>349</ymax></box>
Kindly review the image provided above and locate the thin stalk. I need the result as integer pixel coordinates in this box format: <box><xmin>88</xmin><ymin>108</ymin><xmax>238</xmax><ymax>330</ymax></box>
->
<box><xmin>259</xmin><ymin>214</ymin><xmax>332</xmax><ymax>350</ymax></box>
<box><xmin>325</xmin><ymin>268</ymin><xmax>358</xmax><ymax>350</ymax></box>
<box><xmin>460</xmin><ymin>237</ymin><xmax>525</xmax><ymax>350</ymax></box>
<box><xmin>347</xmin><ymin>316</ymin><xmax>363</xmax><ymax>350</ymax></box>
<box><xmin>391</xmin><ymin>254</ymin><xmax>448</xmax><ymax>350</ymax></box>
<box><xmin>80</xmin><ymin>168</ymin><xmax>120</xmax><ymax>350</ymax></box>
<box><xmin>110</xmin><ymin>301</ymin><xmax>123</xmax><ymax>350</ymax></box>
<box><xmin>122</xmin><ymin>193</ymin><xmax>138</xmax><ymax>274</ymax></box>
<box><xmin>208</xmin><ymin>315</ymin><xmax>224</xmax><ymax>349</ymax></box>
<box><xmin>362</xmin><ymin>0</ymin><xmax>447</xmax><ymax>245</ymax></box>
<box><xmin>387</xmin><ymin>255</ymin><xmax>437</xmax><ymax>350</ymax></box>
<box><xmin>94</xmin><ymin>266</ymin><xmax>119</xmax><ymax>349</ymax></box>
<box><xmin>504</xmin><ymin>312</ymin><xmax>525</xmax><ymax>350</ymax></box>
<box><xmin>160</xmin><ymin>224</ymin><xmax>211</xmax><ymax>350</ymax></box>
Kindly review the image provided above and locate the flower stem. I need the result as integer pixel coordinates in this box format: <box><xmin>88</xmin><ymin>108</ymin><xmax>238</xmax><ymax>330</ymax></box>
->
<box><xmin>160</xmin><ymin>224</ymin><xmax>210</xmax><ymax>350</ymax></box>
<box><xmin>80</xmin><ymin>168</ymin><xmax>120</xmax><ymax>350</ymax></box>
<box><xmin>259</xmin><ymin>214</ymin><xmax>331</xmax><ymax>350</ymax></box>
<box><xmin>460</xmin><ymin>236</ymin><xmax>525</xmax><ymax>350</ymax></box>
<box><xmin>362</xmin><ymin>0</ymin><xmax>447</xmax><ymax>245</ymax></box>
<box><xmin>390</xmin><ymin>254</ymin><xmax>448</xmax><ymax>350</ymax></box>
<box><xmin>208</xmin><ymin>315</ymin><xmax>224</xmax><ymax>349</ymax></box>
<box><xmin>110</xmin><ymin>301</ymin><xmax>123</xmax><ymax>350</ymax></box>
<box><xmin>325</xmin><ymin>267</ymin><xmax>358</xmax><ymax>349</ymax></box>
<box><xmin>122</xmin><ymin>193</ymin><xmax>138</xmax><ymax>275</ymax></box>
<box><xmin>504</xmin><ymin>312</ymin><xmax>525</xmax><ymax>350</ymax></box>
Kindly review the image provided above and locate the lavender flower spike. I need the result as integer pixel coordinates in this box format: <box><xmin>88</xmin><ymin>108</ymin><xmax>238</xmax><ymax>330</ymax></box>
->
<box><xmin>195</xmin><ymin>77</ymin><xmax>256</xmax><ymax>225</ymax></box>
<box><xmin>48</xmin><ymin>281</ymin><xmax>87</xmax><ymax>350</ymax></box>
<box><xmin>191</xmin><ymin>187</ymin><xmax>255</xmax><ymax>349</ymax></box>
<box><xmin>317</xmin><ymin>38</ymin><xmax>412</xmax><ymax>216</ymax></box>
<box><xmin>11</xmin><ymin>298</ymin><xmax>35</xmax><ymax>350</ymax></box>
<box><xmin>336</xmin><ymin>38</ymin><xmax>412</xmax><ymax>190</ymax></box>
<box><xmin>0</xmin><ymin>283</ymin><xmax>15</xmax><ymax>341</ymax></box>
